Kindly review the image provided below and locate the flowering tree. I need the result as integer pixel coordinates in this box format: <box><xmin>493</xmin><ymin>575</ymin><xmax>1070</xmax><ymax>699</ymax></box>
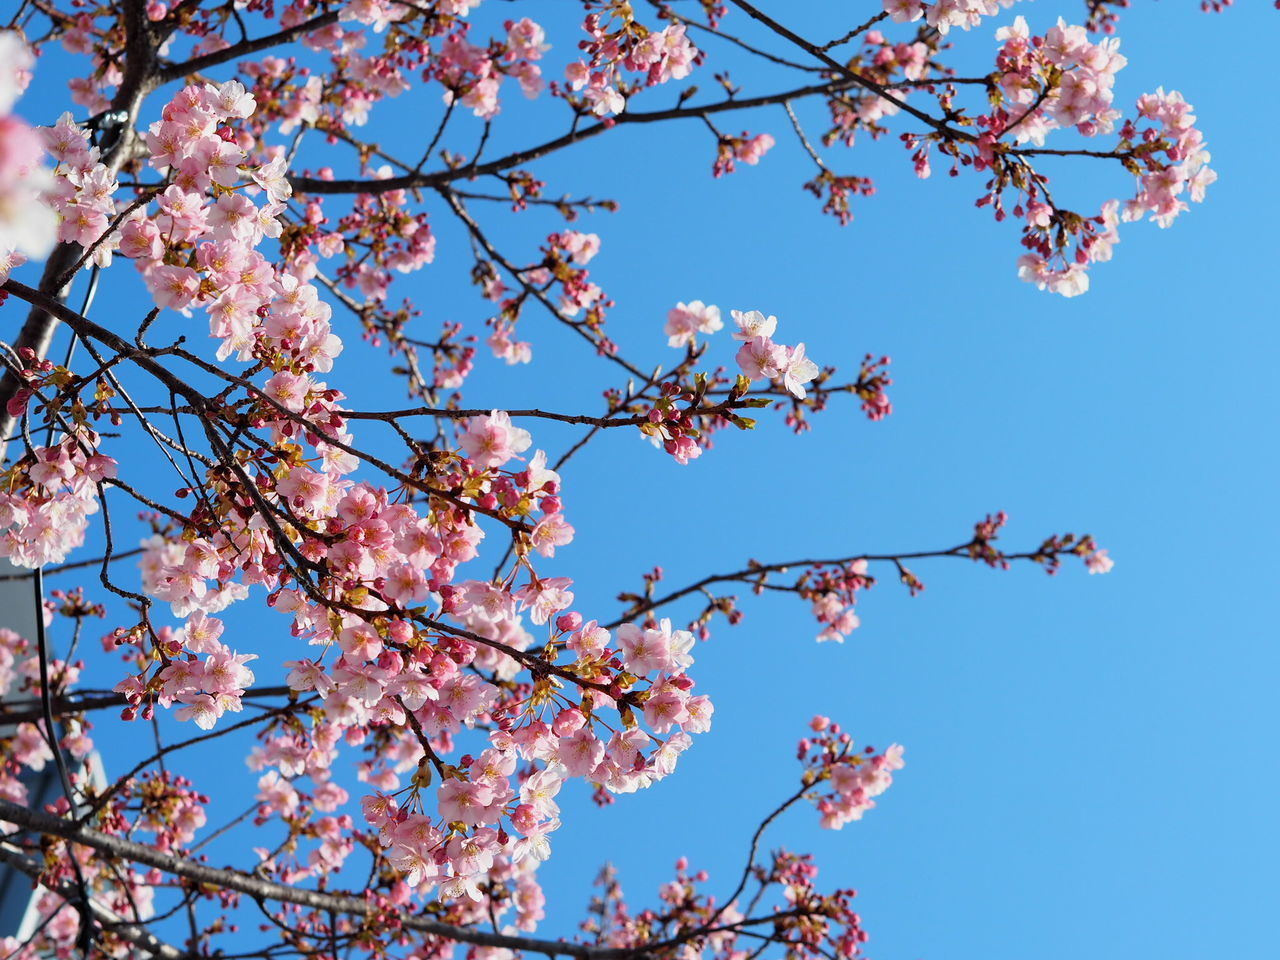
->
<box><xmin>0</xmin><ymin>0</ymin><xmax>1222</xmax><ymax>957</ymax></box>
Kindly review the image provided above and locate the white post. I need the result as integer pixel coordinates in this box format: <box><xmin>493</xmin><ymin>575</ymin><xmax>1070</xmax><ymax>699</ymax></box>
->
<box><xmin>0</xmin><ymin>557</ymin><xmax>52</xmax><ymax>937</ymax></box>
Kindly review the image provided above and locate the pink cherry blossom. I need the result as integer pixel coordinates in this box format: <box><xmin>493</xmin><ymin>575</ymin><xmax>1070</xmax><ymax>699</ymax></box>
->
<box><xmin>736</xmin><ymin>335</ymin><xmax>786</xmax><ymax>381</ymax></box>
<box><xmin>665</xmin><ymin>300</ymin><xmax>723</xmax><ymax>348</ymax></box>
<box><xmin>459</xmin><ymin>410</ymin><xmax>533</xmax><ymax>468</ymax></box>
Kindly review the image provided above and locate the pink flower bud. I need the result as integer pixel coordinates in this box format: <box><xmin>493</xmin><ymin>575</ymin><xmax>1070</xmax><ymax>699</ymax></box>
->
<box><xmin>510</xmin><ymin>803</ymin><xmax>539</xmax><ymax>833</ymax></box>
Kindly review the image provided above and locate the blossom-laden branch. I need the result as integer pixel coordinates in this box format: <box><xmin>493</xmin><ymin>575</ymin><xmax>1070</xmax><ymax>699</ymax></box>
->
<box><xmin>611</xmin><ymin>511</ymin><xmax>1114</xmax><ymax>640</ymax></box>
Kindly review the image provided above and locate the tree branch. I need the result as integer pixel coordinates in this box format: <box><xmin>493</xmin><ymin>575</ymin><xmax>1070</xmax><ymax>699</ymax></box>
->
<box><xmin>289</xmin><ymin>79</ymin><xmax>859</xmax><ymax>196</ymax></box>
<box><xmin>0</xmin><ymin>1</ymin><xmax>161</xmax><ymax>462</ymax></box>
<box><xmin>155</xmin><ymin>11</ymin><xmax>341</xmax><ymax>83</ymax></box>
<box><xmin>606</xmin><ymin>537</ymin><xmax>1074</xmax><ymax>628</ymax></box>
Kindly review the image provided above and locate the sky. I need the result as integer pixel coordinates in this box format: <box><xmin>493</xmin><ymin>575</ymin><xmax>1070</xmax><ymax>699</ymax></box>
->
<box><xmin>5</xmin><ymin>2</ymin><xmax>1279</xmax><ymax>959</ymax></box>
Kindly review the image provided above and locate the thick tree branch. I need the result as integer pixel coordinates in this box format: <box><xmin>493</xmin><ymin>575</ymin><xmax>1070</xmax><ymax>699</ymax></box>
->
<box><xmin>0</xmin><ymin>685</ymin><xmax>295</xmax><ymax>726</ymax></box>
<box><xmin>1</xmin><ymin>280</ymin><xmax>207</xmax><ymax>408</ymax></box>
<box><xmin>0</xmin><ymin>2</ymin><xmax>162</xmax><ymax>462</ymax></box>
<box><xmin>156</xmin><ymin>11</ymin><xmax>341</xmax><ymax>83</ymax></box>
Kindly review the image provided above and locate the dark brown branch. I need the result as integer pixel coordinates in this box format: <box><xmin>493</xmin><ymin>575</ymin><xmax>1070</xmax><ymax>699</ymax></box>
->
<box><xmin>156</xmin><ymin>11</ymin><xmax>341</xmax><ymax>83</ymax></box>
<box><xmin>340</xmin><ymin>403</ymin><xmax>735</xmax><ymax>428</ymax></box>
<box><xmin>605</xmin><ymin>539</ymin><xmax>1071</xmax><ymax>628</ymax></box>
<box><xmin>0</xmin><ymin>685</ymin><xmax>295</xmax><ymax>726</ymax></box>
<box><xmin>1</xmin><ymin>281</ymin><xmax>212</xmax><ymax>409</ymax></box>
<box><xmin>0</xmin><ymin>0</ymin><xmax>163</xmax><ymax>462</ymax></box>
<box><xmin>289</xmin><ymin>78</ymin><xmax>859</xmax><ymax>196</ymax></box>
<box><xmin>819</xmin><ymin>10</ymin><xmax>891</xmax><ymax>52</ymax></box>
<box><xmin>726</xmin><ymin>1</ymin><xmax>976</xmax><ymax>144</ymax></box>
<box><xmin>437</xmin><ymin>188</ymin><xmax>648</xmax><ymax>380</ymax></box>
<box><xmin>0</xmin><ymin>546</ymin><xmax>146</xmax><ymax>581</ymax></box>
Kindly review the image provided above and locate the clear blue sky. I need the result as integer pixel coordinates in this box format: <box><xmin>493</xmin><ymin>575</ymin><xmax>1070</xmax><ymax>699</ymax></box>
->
<box><xmin>10</xmin><ymin>3</ymin><xmax>1278</xmax><ymax>959</ymax></box>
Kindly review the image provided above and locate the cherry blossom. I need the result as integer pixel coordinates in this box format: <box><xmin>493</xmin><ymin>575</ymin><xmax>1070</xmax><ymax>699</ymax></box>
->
<box><xmin>665</xmin><ymin>300</ymin><xmax>723</xmax><ymax>348</ymax></box>
<box><xmin>0</xmin><ymin>35</ymin><xmax>56</xmax><ymax>257</ymax></box>
<box><xmin>459</xmin><ymin>409</ymin><xmax>533</xmax><ymax>468</ymax></box>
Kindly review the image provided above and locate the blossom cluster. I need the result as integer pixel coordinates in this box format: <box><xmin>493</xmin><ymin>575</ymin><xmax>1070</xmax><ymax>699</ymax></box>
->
<box><xmin>884</xmin><ymin>0</ymin><xmax>1023</xmax><ymax>34</ymax></box>
<box><xmin>1124</xmin><ymin>87</ymin><xmax>1216</xmax><ymax>226</ymax></box>
<box><xmin>0</xmin><ymin>427</ymin><xmax>116</xmax><ymax>567</ymax></box>
<box><xmin>807</xmin><ymin>560</ymin><xmax>872</xmax><ymax>644</ymax></box>
<box><xmin>54</xmin><ymin>3</ymin><xmax>130</xmax><ymax>114</ymax></box>
<box><xmin>957</xmin><ymin>17</ymin><xmax>1214</xmax><ymax>296</ymax></box>
<box><xmin>732</xmin><ymin>309</ymin><xmax>820</xmax><ymax>399</ymax></box>
<box><xmin>712</xmin><ymin>131</ymin><xmax>777</xmax><ymax>177</ymax></box>
<box><xmin>0</xmin><ymin>33</ymin><xmax>55</xmax><ymax>263</ymax></box>
<box><xmin>111</xmin><ymin>361</ymin><xmax>711</xmax><ymax>901</ymax></box>
<box><xmin>0</xmin><ymin>629</ymin><xmax>50</xmax><ymax>809</ymax></box>
<box><xmin>253</xmin><ymin>607</ymin><xmax>714</xmax><ymax>897</ymax></box>
<box><xmin>822</xmin><ymin>28</ymin><xmax>935</xmax><ymax>150</ymax></box>
<box><xmin>40</xmin><ymin>114</ymin><xmax>121</xmax><ymax>265</ymax></box>
<box><xmin>0</xmin><ymin>705</ymin><xmax>212</xmax><ymax>958</ymax></box>
<box><xmin>989</xmin><ymin>17</ymin><xmax>1127</xmax><ymax>146</ymax></box>
<box><xmin>969</xmin><ymin>17</ymin><xmax>1122</xmax><ymax>295</ymax></box>
<box><xmin>544</xmin><ymin>229</ymin><xmax>609</xmax><ymax>322</ymax></box>
<box><xmin>664</xmin><ymin>305</ymin><xmax>819</xmax><ymax>398</ymax></box>
<box><xmin>799</xmin><ymin>9</ymin><xmax>1212</xmax><ymax>295</ymax></box>
<box><xmin>852</xmin><ymin>354</ymin><xmax>894</xmax><ymax>422</ymax></box>
<box><xmin>438</xmin><ymin>17</ymin><xmax>549</xmax><ymax>118</ymax></box>
<box><xmin>112</xmin><ymin>83</ymin><xmax>347</xmax><ymax>374</ymax></box>
<box><xmin>562</xmin><ymin>9</ymin><xmax>699</xmax><ymax>118</ymax></box>
<box><xmin>1013</xmin><ymin>81</ymin><xmax>1213</xmax><ymax>298</ymax></box>
<box><xmin>240</xmin><ymin>4</ymin><xmax>545</xmax><ymax>131</ymax></box>
<box><xmin>0</xmin><ymin>839</ymin><xmax>154</xmax><ymax>959</ymax></box>
<box><xmin>113</xmin><ymin>612</ymin><xmax>257</xmax><ymax>729</ymax></box>
<box><xmin>75</xmin><ymin>104</ymin><xmax>719</xmax><ymax>890</ymax></box>
<box><xmin>482</xmin><ymin>228</ymin><xmax>610</xmax><ymax>366</ymax></box>
<box><xmin>0</xmin><ymin>622</ymin><xmax>94</xmax><ymax>810</ymax></box>
<box><xmin>664</xmin><ymin>300</ymin><xmax>722</xmax><ymax>348</ymax></box>
<box><xmin>640</xmin><ymin>380</ymin><xmax>718</xmax><ymax>466</ymax></box>
<box><xmin>800</xmin><ymin>716</ymin><xmax>906</xmax><ymax>830</ymax></box>
<box><xmin>646</xmin><ymin>302</ymin><xmax>829</xmax><ymax>463</ymax></box>
<box><xmin>302</xmin><ymin>171</ymin><xmax>436</xmax><ymax>304</ymax></box>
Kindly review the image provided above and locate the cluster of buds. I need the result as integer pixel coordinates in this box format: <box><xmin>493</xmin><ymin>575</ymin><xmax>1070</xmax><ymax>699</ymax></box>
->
<box><xmin>800</xmin><ymin>715</ymin><xmax>906</xmax><ymax>830</ymax></box>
